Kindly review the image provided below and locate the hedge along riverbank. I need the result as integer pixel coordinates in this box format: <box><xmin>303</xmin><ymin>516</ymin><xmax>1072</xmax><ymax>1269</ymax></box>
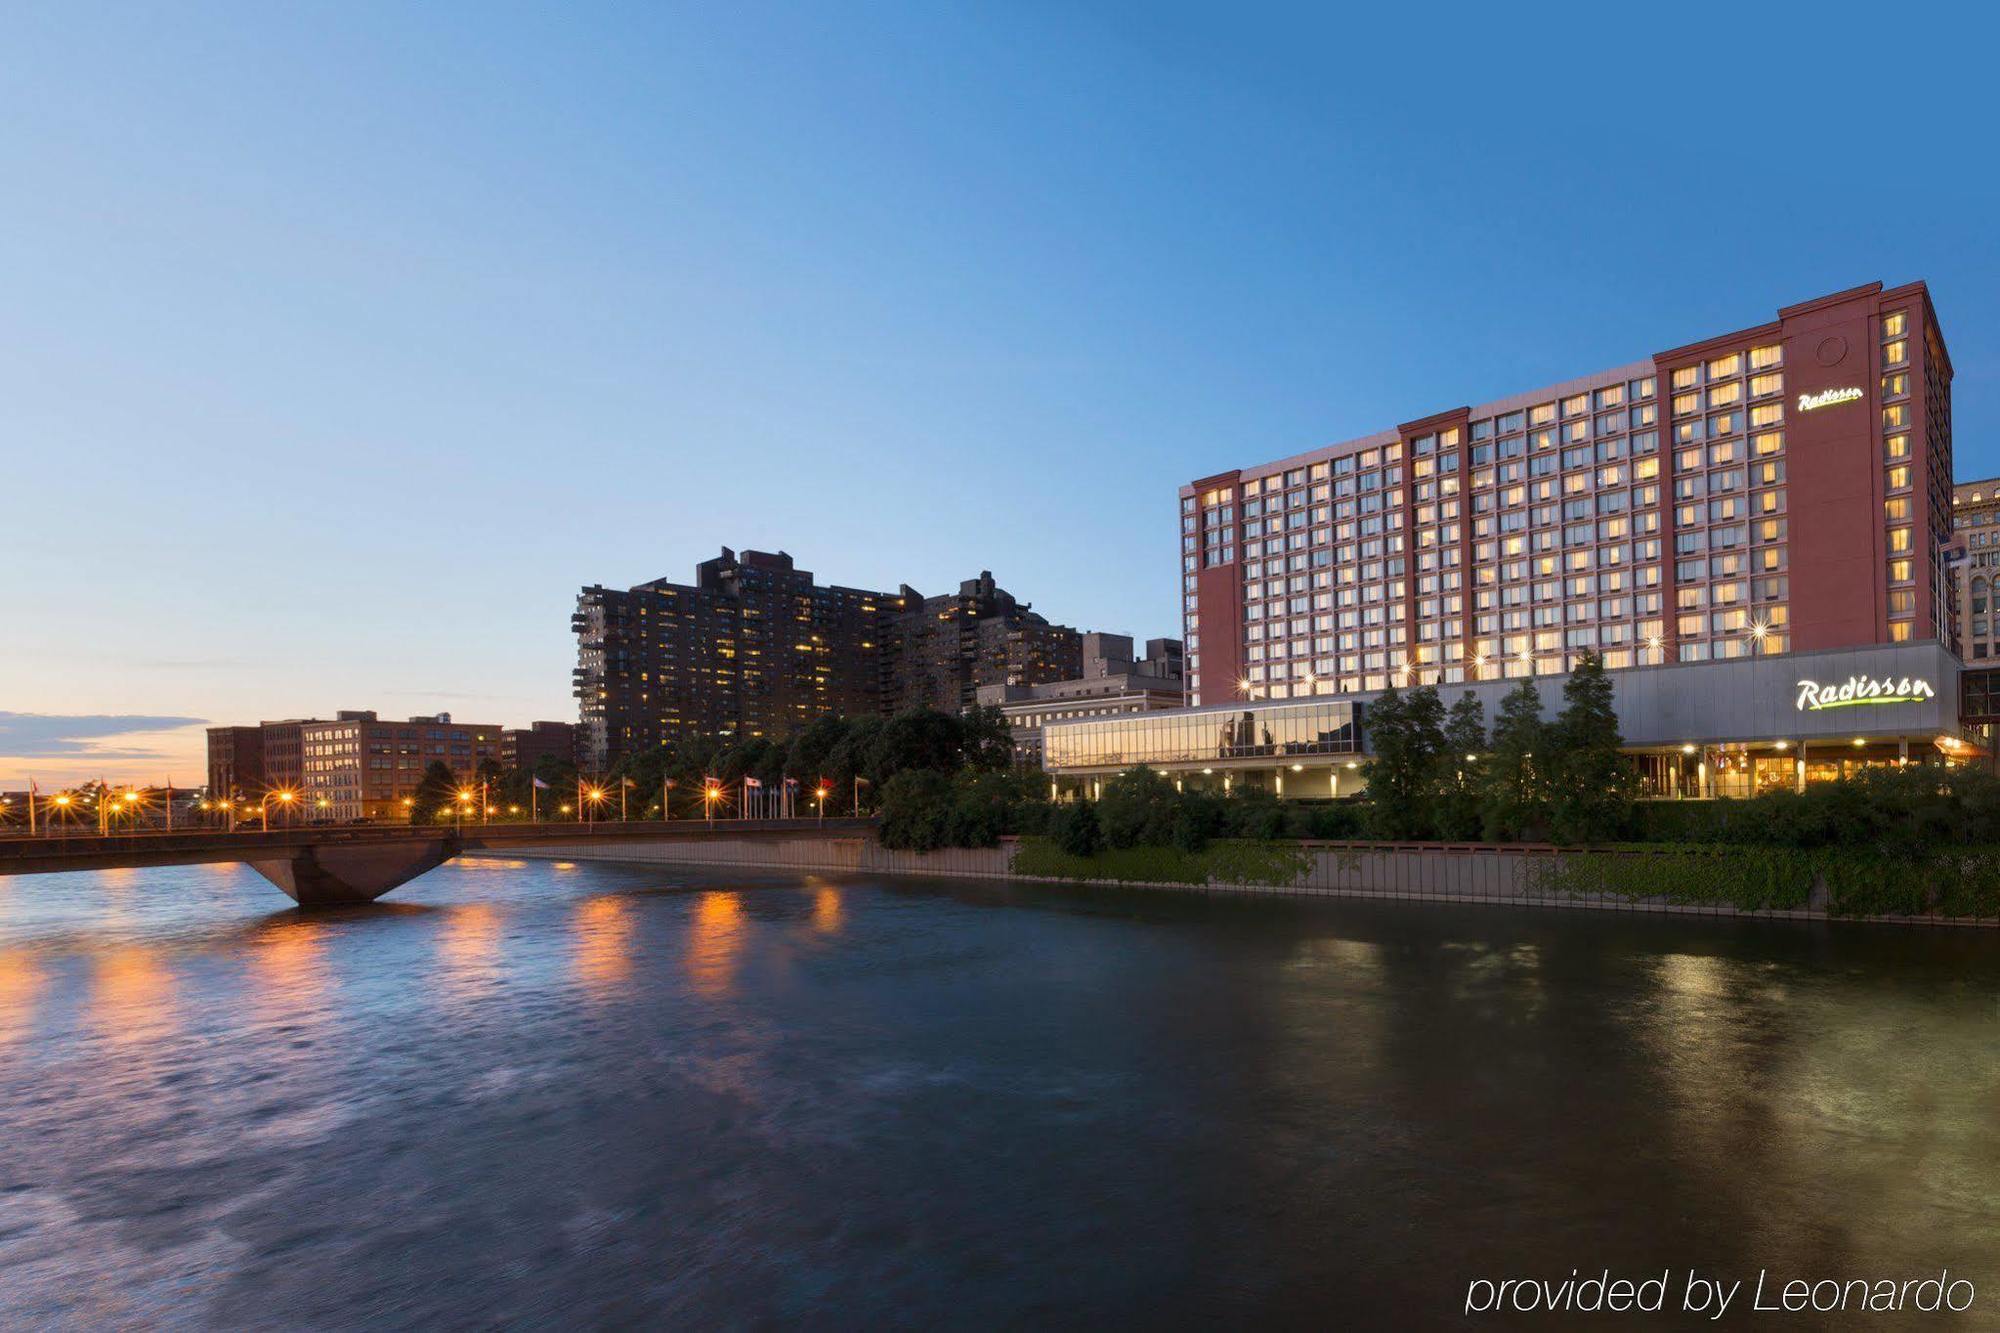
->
<box><xmin>1011</xmin><ymin>837</ymin><xmax>2000</xmax><ymax>921</ymax></box>
<box><xmin>1529</xmin><ymin>845</ymin><xmax>2000</xmax><ymax>919</ymax></box>
<box><xmin>1011</xmin><ymin>837</ymin><xmax>1314</xmax><ymax>887</ymax></box>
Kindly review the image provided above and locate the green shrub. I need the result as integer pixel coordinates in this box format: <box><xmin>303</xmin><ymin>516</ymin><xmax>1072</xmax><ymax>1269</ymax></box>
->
<box><xmin>1097</xmin><ymin>766</ymin><xmax>1182</xmax><ymax>849</ymax></box>
<box><xmin>1169</xmin><ymin>802</ymin><xmax>1212</xmax><ymax>854</ymax></box>
<box><xmin>1531</xmin><ymin>847</ymin><xmax>1816</xmax><ymax>910</ymax></box>
<box><xmin>877</xmin><ymin>769</ymin><xmax>954</xmax><ymax>851</ymax></box>
<box><xmin>1051</xmin><ymin>801</ymin><xmax>1103</xmax><ymax>857</ymax></box>
<box><xmin>1011</xmin><ymin>837</ymin><xmax>1311</xmax><ymax>887</ymax></box>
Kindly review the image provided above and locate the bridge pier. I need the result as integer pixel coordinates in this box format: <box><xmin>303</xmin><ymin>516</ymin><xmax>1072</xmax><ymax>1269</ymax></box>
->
<box><xmin>248</xmin><ymin>836</ymin><xmax>458</xmax><ymax>907</ymax></box>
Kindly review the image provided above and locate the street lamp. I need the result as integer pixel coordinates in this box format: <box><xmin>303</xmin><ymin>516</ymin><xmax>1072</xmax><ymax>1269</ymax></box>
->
<box><xmin>815</xmin><ymin>782</ymin><xmax>829</xmax><ymax>826</ymax></box>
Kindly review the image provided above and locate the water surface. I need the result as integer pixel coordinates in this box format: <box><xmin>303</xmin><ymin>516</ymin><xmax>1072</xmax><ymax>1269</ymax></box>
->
<box><xmin>1</xmin><ymin>858</ymin><xmax>1996</xmax><ymax>1326</ymax></box>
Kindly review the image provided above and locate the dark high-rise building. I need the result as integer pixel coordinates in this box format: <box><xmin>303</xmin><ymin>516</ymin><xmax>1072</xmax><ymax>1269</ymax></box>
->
<box><xmin>574</xmin><ymin>552</ymin><xmax>1082</xmax><ymax>769</ymax></box>
<box><xmin>575</xmin><ymin>548</ymin><xmax>905</xmax><ymax>770</ymax></box>
<box><xmin>886</xmin><ymin>571</ymin><xmax>1081</xmax><ymax>713</ymax></box>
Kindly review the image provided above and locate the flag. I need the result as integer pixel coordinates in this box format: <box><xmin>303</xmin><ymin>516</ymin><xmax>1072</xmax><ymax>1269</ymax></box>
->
<box><xmin>620</xmin><ymin>777</ymin><xmax>636</xmax><ymax>788</ymax></box>
<box><xmin>783</xmin><ymin>777</ymin><xmax>798</xmax><ymax>788</ymax></box>
<box><xmin>532</xmin><ymin>776</ymin><xmax>550</xmax><ymax>790</ymax></box>
<box><xmin>744</xmin><ymin>776</ymin><xmax>762</xmax><ymax>789</ymax></box>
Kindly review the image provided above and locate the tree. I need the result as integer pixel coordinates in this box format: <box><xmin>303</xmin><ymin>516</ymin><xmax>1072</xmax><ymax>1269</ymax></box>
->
<box><xmin>1434</xmin><ymin>691</ymin><xmax>1488</xmax><ymax>840</ymax></box>
<box><xmin>878</xmin><ymin>769</ymin><xmax>954</xmax><ymax>850</ymax></box>
<box><xmin>867</xmin><ymin>709</ymin><xmax>964</xmax><ymax>782</ymax></box>
<box><xmin>1097</xmin><ymin>765</ymin><xmax>1181</xmax><ymax>848</ymax></box>
<box><xmin>827</xmin><ymin>715</ymin><xmax>886</xmax><ymax>810</ymax></box>
<box><xmin>1363</xmin><ymin>683</ymin><xmax>1446</xmax><ymax>840</ymax></box>
<box><xmin>408</xmin><ymin>761</ymin><xmax>459</xmax><ymax>825</ymax></box>
<box><xmin>1547</xmin><ymin>650</ymin><xmax>1633</xmax><ymax>843</ymax></box>
<box><xmin>945</xmin><ymin>768</ymin><xmax>1025</xmax><ymax>847</ymax></box>
<box><xmin>960</xmin><ymin>703</ymin><xmax>1016</xmax><ymax>771</ymax></box>
<box><xmin>1051</xmin><ymin>800</ymin><xmax>1103</xmax><ymax>857</ymax></box>
<box><xmin>1481</xmin><ymin>678</ymin><xmax>1548</xmax><ymax>841</ymax></box>
<box><xmin>786</xmin><ymin>716</ymin><xmax>850</xmax><ymax>785</ymax></box>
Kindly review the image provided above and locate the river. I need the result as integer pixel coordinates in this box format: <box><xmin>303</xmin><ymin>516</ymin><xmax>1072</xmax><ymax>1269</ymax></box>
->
<box><xmin>1</xmin><ymin>857</ymin><xmax>1996</xmax><ymax>1327</ymax></box>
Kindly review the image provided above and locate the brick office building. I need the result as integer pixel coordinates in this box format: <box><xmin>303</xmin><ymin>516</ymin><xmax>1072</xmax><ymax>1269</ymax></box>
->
<box><xmin>204</xmin><ymin>726</ymin><xmax>265</xmax><ymax>799</ymax></box>
<box><xmin>300</xmin><ymin>712</ymin><xmax>503</xmax><ymax>822</ymax></box>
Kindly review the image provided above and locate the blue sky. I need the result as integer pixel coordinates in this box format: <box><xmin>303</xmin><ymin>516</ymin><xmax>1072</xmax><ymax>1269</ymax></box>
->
<box><xmin>3</xmin><ymin>2</ymin><xmax>1995</xmax><ymax>785</ymax></box>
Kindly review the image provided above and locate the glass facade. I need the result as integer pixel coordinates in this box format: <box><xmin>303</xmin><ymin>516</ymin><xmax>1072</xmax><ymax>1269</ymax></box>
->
<box><xmin>1044</xmin><ymin>700</ymin><xmax>1361</xmax><ymax>772</ymax></box>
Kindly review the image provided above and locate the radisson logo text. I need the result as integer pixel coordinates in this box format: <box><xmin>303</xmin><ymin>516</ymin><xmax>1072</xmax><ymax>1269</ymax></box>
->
<box><xmin>1795</xmin><ymin>675</ymin><xmax>1935</xmax><ymax>712</ymax></box>
<box><xmin>1798</xmin><ymin>386</ymin><xmax>1864</xmax><ymax>412</ymax></box>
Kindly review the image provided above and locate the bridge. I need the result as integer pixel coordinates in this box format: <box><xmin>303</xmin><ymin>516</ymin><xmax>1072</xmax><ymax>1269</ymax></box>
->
<box><xmin>0</xmin><ymin>819</ymin><xmax>877</xmax><ymax>907</ymax></box>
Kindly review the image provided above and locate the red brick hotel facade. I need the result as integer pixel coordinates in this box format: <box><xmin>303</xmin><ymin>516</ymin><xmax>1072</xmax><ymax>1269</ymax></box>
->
<box><xmin>1178</xmin><ymin>281</ymin><xmax>1952</xmax><ymax>707</ymax></box>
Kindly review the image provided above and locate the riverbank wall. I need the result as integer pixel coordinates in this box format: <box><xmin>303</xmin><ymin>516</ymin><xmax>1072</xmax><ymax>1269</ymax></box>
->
<box><xmin>465</xmin><ymin>834</ymin><xmax>2000</xmax><ymax>926</ymax></box>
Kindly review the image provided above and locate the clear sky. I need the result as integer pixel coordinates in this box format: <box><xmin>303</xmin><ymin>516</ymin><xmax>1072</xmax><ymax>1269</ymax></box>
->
<box><xmin>3</xmin><ymin>2</ymin><xmax>1996</xmax><ymax>787</ymax></box>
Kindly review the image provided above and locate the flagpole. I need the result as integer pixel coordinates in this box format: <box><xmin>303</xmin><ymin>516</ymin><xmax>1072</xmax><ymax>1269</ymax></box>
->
<box><xmin>531</xmin><ymin>780</ymin><xmax>537</xmax><ymax>823</ymax></box>
<box><xmin>27</xmin><ymin>779</ymin><xmax>36</xmax><ymax>836</ymax></box>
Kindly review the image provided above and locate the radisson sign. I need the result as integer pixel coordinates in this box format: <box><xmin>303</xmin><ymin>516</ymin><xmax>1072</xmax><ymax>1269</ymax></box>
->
<box><xmin>1798</xmin><ymin>386</ymin><xmax>1864</xmax><ymax>412</ymax></box>
<box><xmin>1796</xmin><ymin>675</ymin><xmax>1935</xmax><ymax>712</ymax></box>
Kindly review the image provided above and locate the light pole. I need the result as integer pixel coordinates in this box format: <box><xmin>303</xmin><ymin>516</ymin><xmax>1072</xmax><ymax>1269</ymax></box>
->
<box><xmin>816</xmin><ymin>783</ymin><xmax>828</xmax><ymax>826</ymax></box>
<box><xmin>703</xmin><ymin>779</ymin><xmax>719</xmax><ymax>829</ymax></box>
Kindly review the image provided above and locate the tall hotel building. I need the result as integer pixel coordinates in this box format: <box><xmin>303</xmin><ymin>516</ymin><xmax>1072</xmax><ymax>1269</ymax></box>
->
<box><xmin>1045</xmin><ymin>281</ymin><xmax>1970</xmax><ymax>798</ymax></box>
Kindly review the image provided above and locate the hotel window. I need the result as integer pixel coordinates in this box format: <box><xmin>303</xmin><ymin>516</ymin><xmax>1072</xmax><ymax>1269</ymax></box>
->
<box><xmin>1887</xmin><ymin>527</ymin><xmax>1913</xmax><ymax>554</ymax></box>
<box><xmin>1671</xmin><ymin>366</ymin><xmax>1698</xmax><ymax>391</ymax></box>
<box><xmin>1883</xmin><ymin>404</ymin><xmax>1909</xmax><ymax>430</ymax></box>
<box><xmin>1708</xmin><ymin>353</ymin><xmax>1742</xmax><ymax>379</ymax></box>
<box><xmin>1753</xmin><ymin>431</ymin><xmax>1783</xmax><ymax>457</ymax></box>
<box><xmin>1749</xmin><ymin>373</ymin><xmax>1783</xmax><ymax>399</ymax></box>
<box><xmin>1749</xmin><ymin>344</ymin><xmax>1782</xmax><ymax>370</ymax></box>
<box><xmin>1883</xmin><ymin>311</ymin><xmax>1908</xmax><ymax>338</ymax></box>
<box><xmin>1707</xmin><ymin>382</ymin><xmax>1742</xmax><ymax>409</ymax></box>
<box><xmin>1886</xmin><ymin>465</ymin><xmax>1911</xmax><ymax>490</ymax></box>
<box><xmin>1883</xmin><ymin>339</ymin><xmax>1909</xmax><ymax>367</ymax></box>
<box><xmin>1747</xmin><ymin>403</ymin><xmax>1783</xmax><ymax>428</ymax></box>
<box><xmin>1882</xmin><ymin>372</ymin><xmax>1909</xmax><ymax>399</ymax></box>
<box><xmin>1888</xmin><ymin>559</ymin><xmax>1914</xmax><ymax>584</ymax></box>
<box><xmin>1889</xmin><ymin>622</ymin><xmax>1913</xmax><ymax>642</ymax></box>
<box><xmin>1885</xmin><ymin>433</ymin><xmax>1910</xmax><ymax>461</ymax></box>
<box><xmin>1672</xmin><ymin>392</ymin><xmax>1700</xmax><ymax>418</ymax></box>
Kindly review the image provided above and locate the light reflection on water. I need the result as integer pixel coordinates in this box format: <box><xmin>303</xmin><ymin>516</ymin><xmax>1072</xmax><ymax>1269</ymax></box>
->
<box><xmin>0</xmin><ymin>857</ymin><xmax>1994</xmax><ymax>1327</ymax></box>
